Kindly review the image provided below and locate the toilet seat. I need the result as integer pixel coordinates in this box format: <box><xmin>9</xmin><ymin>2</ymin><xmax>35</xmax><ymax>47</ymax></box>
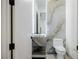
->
<box><xmin>55</xmin><ymin>46</ymin><xmax>65</xmax><ymax>51</ymax></box>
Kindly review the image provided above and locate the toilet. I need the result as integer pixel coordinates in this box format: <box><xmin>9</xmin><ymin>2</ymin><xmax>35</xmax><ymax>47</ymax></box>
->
<box><xmin>53</xmin><ymin>38</ymin><xmax>66</xmax><ymax>59</ymax></box>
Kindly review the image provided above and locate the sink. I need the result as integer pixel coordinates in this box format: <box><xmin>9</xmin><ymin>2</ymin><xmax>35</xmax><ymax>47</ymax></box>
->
<box><xmin>31</xmin><ymin>34</ymin><xmax>47</xmax><ymax>46</ymax></box>
<box><xmin>31</xmin><ymin>34</ymin><xmax>46</xmax><ymax>38</ymax></box>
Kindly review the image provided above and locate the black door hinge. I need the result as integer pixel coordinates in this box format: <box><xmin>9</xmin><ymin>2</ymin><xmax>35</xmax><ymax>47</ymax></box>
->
<box><xmin>9</xmin><ymin>43</ymin><xmax>15</xmax><ymax>50</ymax></box>
<box><xmin>77</xmin><ymin>45</ymin><xmax>78</xmax><ymax>50</ymax></box>
<box><xmin>9</xmin><ymin>0</ymin><xmax>15</xmax><ymax>6</ymax></box>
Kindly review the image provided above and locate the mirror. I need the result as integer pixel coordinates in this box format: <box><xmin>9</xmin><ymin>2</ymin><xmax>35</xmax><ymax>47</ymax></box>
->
<box><xmin>33</xmin><ymin>0</ymin><xmax>47</xmax><ymax>34</ymax></box>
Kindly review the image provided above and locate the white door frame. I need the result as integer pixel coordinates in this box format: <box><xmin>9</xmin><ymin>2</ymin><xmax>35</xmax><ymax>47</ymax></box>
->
<box><xmin>2</xmin><ymin>0</ymin><xmax>11</xmax><ymax>59</ymax></box>
<box><xmin>66</xmin><ymin>0</ymin><xmax>78</xmax><ymax>59</ymax></box>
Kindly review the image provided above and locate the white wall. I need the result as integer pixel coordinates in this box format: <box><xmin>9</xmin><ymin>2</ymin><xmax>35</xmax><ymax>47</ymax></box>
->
<box><xmin>15</xmin><ymin>0</ymin><xmax>32</xmax><ymax>59</ymax></box>
<box><xmin>66</xmin><ymin>0</ymin><xmax>78</xmax><ymax>59</ymax></box>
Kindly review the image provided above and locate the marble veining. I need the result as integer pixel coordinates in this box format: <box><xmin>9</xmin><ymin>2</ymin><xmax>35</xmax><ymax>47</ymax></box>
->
<box><xmin>46</xmin><ymin>0</ymin><xmax>66</xmax><ymax>53</ymax></box>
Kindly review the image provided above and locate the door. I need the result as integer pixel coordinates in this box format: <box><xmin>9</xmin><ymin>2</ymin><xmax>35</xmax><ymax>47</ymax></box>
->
<box><xmin>15</xmin><ymin>0</ymin><xmax>32</xmax><ymax>59</ymax></box>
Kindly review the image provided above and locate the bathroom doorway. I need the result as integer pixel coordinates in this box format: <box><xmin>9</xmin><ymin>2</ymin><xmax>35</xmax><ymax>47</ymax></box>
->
<box><xmin>1</xmin><ymin>0</ymin><xmax>78</xmax><ymax>59</ymax></box>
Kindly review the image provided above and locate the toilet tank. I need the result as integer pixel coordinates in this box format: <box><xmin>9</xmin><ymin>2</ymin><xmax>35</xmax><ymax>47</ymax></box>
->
<box><xmin>53</xmin><ymin>38</ymin><xmax>64</xmax><ymax>47</ymax></box>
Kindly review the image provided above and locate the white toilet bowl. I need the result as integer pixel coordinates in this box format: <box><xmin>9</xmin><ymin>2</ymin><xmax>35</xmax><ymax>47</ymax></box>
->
<box><xmin>53</xmin><ymin>39</ymin><xmax>66</xmax><ymax>59</ymax></box>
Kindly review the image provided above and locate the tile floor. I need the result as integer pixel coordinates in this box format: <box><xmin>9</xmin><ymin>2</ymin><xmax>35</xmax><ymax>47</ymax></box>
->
<box><xmin>65</xmin><ymin>54</ymin><xmax>72</xmax><ymax>59</ymax></box>
<box><xmin>46</xmin><ymin>54</ymin><xmax>55</xmax><ymax>59</ymax></box>
<box><xmin>32</xmin><ymin>54</ymin><xmax>71</xmax><ymax>59</ymax></box>
<box><xmin>46</xmin><ymin>54</ymin><xmax>71</xmax><ymax>59</ymax></box>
